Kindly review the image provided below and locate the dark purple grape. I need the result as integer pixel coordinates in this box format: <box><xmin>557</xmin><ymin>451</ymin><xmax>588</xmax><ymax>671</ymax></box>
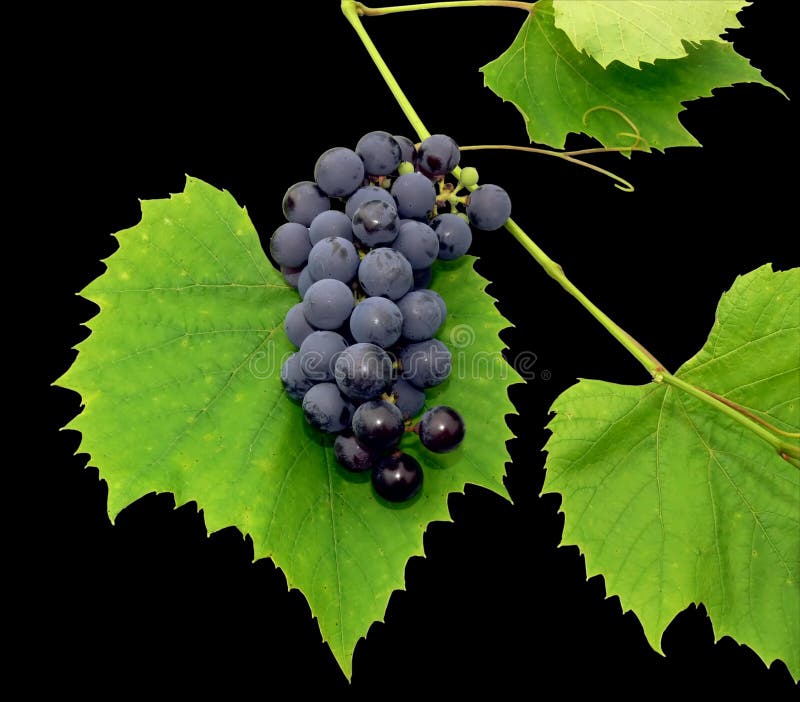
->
<box><xmin>281</xmin><ymin>353</ymin><xmax>315</xmax><ymax>402</ymax></box>
<box><xmin>334</xmin><ymin>343</ymin><xmax>394</xmax><ymax>401</ymax></box>
<box><xmin>334</xmin><ymin>433</ymin><xmax>378</xmax><ymax>473</ymax></box>
<box><xmin>393</xmin><ymin>135</ymin><xmax>418</xmax><ymax>165</ymax></box>
<box><xmin>284</xmin><ymin>302</ymin><xmax>315</xmax><ymax>348</ymax></box>
<box><xmin>301</xmin><ymin>383</ymin><xmax>354</xmax><ymax>433</ymax></box>
<box><xmin>282</xmin><ymin>181</ymin><xmax>331</xmax><ymax>226</ymax></box>
<box><xmin>358</xmin><ymin>248</ymin><xmax>413</xmax><ymax>300</ymax></box>
<box><xmin>372</xmin><ymin>452</ymin><xmax>423</xmax><ymax>502</ymax></box>
<box><xmin>353</xmin><ymin>200</ymin><xmax>399</xmax><ymax>246</ymax></box>
<box><xmin>307</xmin><ymin>236</ymin><xmax>360</xmax><ymax>283</ymax></box>
<box><xmin>391</xmin><ymin>173</ymin><xmax>436</xmax><ymax>220</ymax></box>
<box><xmin>345</xmin><ymin>185</ymin><xmax>396</xmax><ymax>220</ymax></box>
<box><xmin>431</xmin><ymin>213</ymin><xmax>472</xmax><ymax>260</ymax></box>
<box><xmin>297</xmin><ymin>267</ymin><xmax>316</xmax><ymax>299</ymax></box>
<box><xmin>352</xmin><ymin>399</ymin><xmax>404</xmax><ymax>450</ymax></box>
<box><xmin>399</xmin><ymin>339</ymin><xmax>451</xmax><ymax>388</ymax></box>
<box><xmin>356</xmin><ymin>131</ymin><xmax>402</xmax><ymax>176</ymax></box>
<box><xmin>417</xmin><ymin>406</ymin><xmax>465</xmax><ymax>453</ymax></box>
<box><xmin>390</xmin><ymin>379</ymin><xmax>425</xmax><ymax>419</ymax></box>
<box><xmin>298</xmin><ymin>331</ymin><xmax>347</xmax><ymax>382</ymax></box>
<box><xmin>397</xmin><ymin>290</ymin><xmax>443</xmax><ymax>341</ymax></box>
<box><xmin>309</xmin><ymin>210</ymin><xmax>354</xmax><ymax>245</ymax></box>
<box><xmin>349</xmin><ymin>297</ymin><xmax>403</xmax><ymax>348</ymax></box>
<box><xmin>466</xmin><ymin>184</ymin><xmax>512</xmax><ymax>231</ymax></box>
<box><xmin>420</xmin><ymin>289</ymin><xmax>447</xmax><ymax>322</ymax></box>
<box><xmin>302</xmin><ymin>279</ymin><xmax>354</xmax><ymax>330</ymax></box>
<box><xmin>314</xmin><ymin>147</ymin><xmax>365</xmax><ymax>198</ymax></box>
<box><xmin>418</xmin><ymin>134</ymin><xmax>460</xmax><ymax>176</ymax></box>
<box><xmin>392</xmin><ymin>220</ymin><xmax>439</xmax><ymax>270</ymax></box>
<box><xmin>270</xmin><ymin>222</ymin><xmax>312</xmax><ymax>268</ymax></box>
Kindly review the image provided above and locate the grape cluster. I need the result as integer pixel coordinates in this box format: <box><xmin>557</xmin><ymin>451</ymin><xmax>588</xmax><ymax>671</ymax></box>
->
<box><xmin>273</xmin><ymin>130</ymin><xmax>511</xmax><ymax>502</ymax></box>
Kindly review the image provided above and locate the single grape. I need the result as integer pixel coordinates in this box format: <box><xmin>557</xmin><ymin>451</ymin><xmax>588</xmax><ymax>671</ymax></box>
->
<box><xmin>334</xmin><ymin>433</ymin><xmax>378</xmax><ymax>473</ymax></box>
<box><xmin>282</xmin><ymin>181</ymin><xmax>330</xmax><ymax>226</ymax></box>
<box><xmin>372</xmin><ymin>452</ymin><xmax>423</xmax><ymax>502</ymax></box>
<box><xmin>393</xmin><ymin>135</ymin><xmax>418</xmax><ymax>165</ymax></box>
<box><xmin>420</xmin><ymin>289</ymin><xmax>447</xmax><ymax>324</ymax></box>
<box><xmin>302</xmin><ymin>382</ymin><xmax>354</xmax><ymax>433</ymax></box>
<box><xmin>281</xmin><ymin>353</ymin><xmax>315</xmax><ymax>401</ymax></box>
<box><xmin>309</xmin><ymin>210</ymin><xmax>354</xmax><ymax>245</ymax></box>
<box><xmin>390</xmin><ymin>379</ymin><xmax>425</xmax><ymax>419</ymax></box>
<box><xmin>314</xmin><ymin>147</ymin><xmax>365</xmax><ymax>198</ymax></box>
<box><xmin>397</xmin><ymin>162</ymin><xmax>415</xmax><ymax>176</ymax></box>
<box><xmin>431</xmin><ymin>213</ymin><xmax>472</xmax><ymax>260</ymax></box>
<box><xmin>334</xmin><ymin>342</ymin><xmax>394</xmax><ymax>401</ymax></box>
<box><xmin>302</xmin><ymin>278</ymin><xmax>354</xmax><ymax>330</ymax></box>
<box><xmin>285</xmin><ymin>302</ymin><xmax>315</xmax><ymax>348</ymax></box>
<box><xmin>297</xmin><ymin>266</ymin><xmax>316</xmax><ymax>299</ymax></box>
<box><xmin>345</xmin><ymin>185</ymin><xmax>396</xmax><ymax>220</ymax></box>
<box><xmin>352</xmin><ymin>200</ymin><xmax>399</xmax><ymax>246</ymax></box>
<box><xmin>412</xmin><ymin>266</ymin><xmax>432</xmax><ymax>290</ymax></box>
<box><xmin>399</xmin><ymin>339</ymin><xmax>451</xmax><ymax>388</ymax></box>
<box><xmin>417</xmin><ymin>405</ymin><xmax>465</xmax><ymax>453</ymax></box>
<box><xmin>298</xmin><ymin>330</ymin><xmax>348</xmax><ymax>382</ymax></box>
<box><xmin>466</xmin><ymin>184</ymin><xmax>512</xmax><ymax>231</ymax></box>
<box><xmin>355</xmin><ymin>131</ymin><xmax>402</xmax><ymax>176</ymax></box>
<box><xmin>390</xmin><ymin>172</ymin><xmax>436</xmax><ymax>220</ymax></box>
<box><xmin>281</xmin><ymin>265</ymin><xmax>303</xmax><ymax>288</ymax></box>
<box><xmin>352</xmin><ymin>400</ymin><xmax>405</xmax><ymax>450</ymax></box>
<box><xmin>418</xmin><ymin>134</ymin><xmax>460</xmax><ymax>176</ymax></box>
<box><xmin>358</xmin><ymin>248</ymin><xmax>413</xmax><ymax>300</ymax></box>
<box><xmin>391</xmin><ymin>220</ymin><xmax>439</xmax><ymax>270</ymax></box>
<box><xmin>459</xmin><ymin>166</ymin><xmax>479</xmax><ymax>187</ymax></box>
<box><xmin>397</xmin><ymin>290</ymin><xmax>443</xmax><ymax>341</ymax></box>
<box><xmin>349</xmin><ymin>296</ymin><xmax>403</xmax><ymax>348</ymax></box>
<box><xmin>307</xmin><ymin>236</ymin><xmax>360</xmax><ymax>283</ymax></box>
<box><xmin>269</xmin><ymin>222</ymin><xmax>312</xmax><ymax>268</ymax></box>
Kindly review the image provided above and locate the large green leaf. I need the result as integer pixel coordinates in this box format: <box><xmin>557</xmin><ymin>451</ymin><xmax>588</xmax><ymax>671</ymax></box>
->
<box><xmin>552</xmin><ymin>0</ymin><xmax>747</xmax><ymax>68</ymax></box>
<box><xmin>481</xmin><ymin>0</ymin><xmax>775</xmax><ymax>151</ymax></box>
<box><xmin>544</xmin><ymin>265</ymin><xmax>800</xmax><ymax>680</ymax></box>
<box><xmin>58</xmin><ymin>176</ymin><xmax>520</xmax><ymax>678</ymax></box>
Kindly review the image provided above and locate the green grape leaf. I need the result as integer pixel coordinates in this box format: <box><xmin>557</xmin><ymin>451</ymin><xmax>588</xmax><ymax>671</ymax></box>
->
<box><xmin>481</xmin><ymin>0</ymin><xmax>776</xmax><ymax>151</ymax></box>
<box><xmin>544</xmin><ymin>264</ymin><xmax>800</xmax><ymax>680</ymax></box>
<box><xmin>57</xmin><ymin>176</ymin><xmax>520</xmax><ymax>679</ymax></box>
<box><xmin>552</xmin><ymin>0</ymin><xmax>748</xmax><ymax>69</ymax></box>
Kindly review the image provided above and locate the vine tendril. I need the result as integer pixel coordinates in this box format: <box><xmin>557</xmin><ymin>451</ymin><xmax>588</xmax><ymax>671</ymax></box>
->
<box><xmin>459</xmin><ymin>107</ymin><xmax>649</xmax><ymax>192</ymax></box>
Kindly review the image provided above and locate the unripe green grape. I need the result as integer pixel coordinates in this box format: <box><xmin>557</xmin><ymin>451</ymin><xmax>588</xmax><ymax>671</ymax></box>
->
<box><xmin>459</xmin><ymin>166</ymin><xmax>479</xmax><ymax>187</ymax></box>
<box><xmin>397</xmin><ymin>161</ymin><xmax>415</xmax><ymax>175</ymax></box>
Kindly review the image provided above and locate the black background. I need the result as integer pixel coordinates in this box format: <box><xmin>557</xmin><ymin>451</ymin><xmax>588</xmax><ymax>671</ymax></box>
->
<box><xmin>40</xmin><ymin>1</ymin><xmax>797</xmax><ymax>696</ymax></box>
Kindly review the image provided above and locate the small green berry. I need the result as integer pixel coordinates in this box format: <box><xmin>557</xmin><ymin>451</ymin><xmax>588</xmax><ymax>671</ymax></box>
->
<box><xmin>459</xmin><ymin>166</ymin><xmax>479</xmax><ymax>187</ymax></box>
<box><xmin>397</xmin><ymin>161</ymin><xmax>415</xmax><ymax>175</ymax></box>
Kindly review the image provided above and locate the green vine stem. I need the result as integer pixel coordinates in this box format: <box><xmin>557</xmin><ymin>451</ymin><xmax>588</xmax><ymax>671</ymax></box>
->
<box><xmin>355</xmin><ymin>0</ymin><xmax>533</xmax><ymax>15</ymax></box>
<box><xmin>340</xmin><ymin>0</ymin><xmax>800</xmax><ymax>465</ymax></box>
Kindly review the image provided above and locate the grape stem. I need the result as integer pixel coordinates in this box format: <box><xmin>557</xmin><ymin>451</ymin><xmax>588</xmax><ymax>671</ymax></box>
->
<box><xmin>354</xmin><ymin>0</ymin><xmax>533</xmax><ymax>15</ymax></box>
<box><xmin>340</xmin><ymin>0</ymin><xmax>800</xmax><ymax>466</ymax></box>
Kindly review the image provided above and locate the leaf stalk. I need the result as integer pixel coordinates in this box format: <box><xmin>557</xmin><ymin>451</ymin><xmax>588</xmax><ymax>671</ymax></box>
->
<box><xmin>661</xmin><ymin>373</ymin><xmax>800</xmax><ymax>464</ymax></box>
